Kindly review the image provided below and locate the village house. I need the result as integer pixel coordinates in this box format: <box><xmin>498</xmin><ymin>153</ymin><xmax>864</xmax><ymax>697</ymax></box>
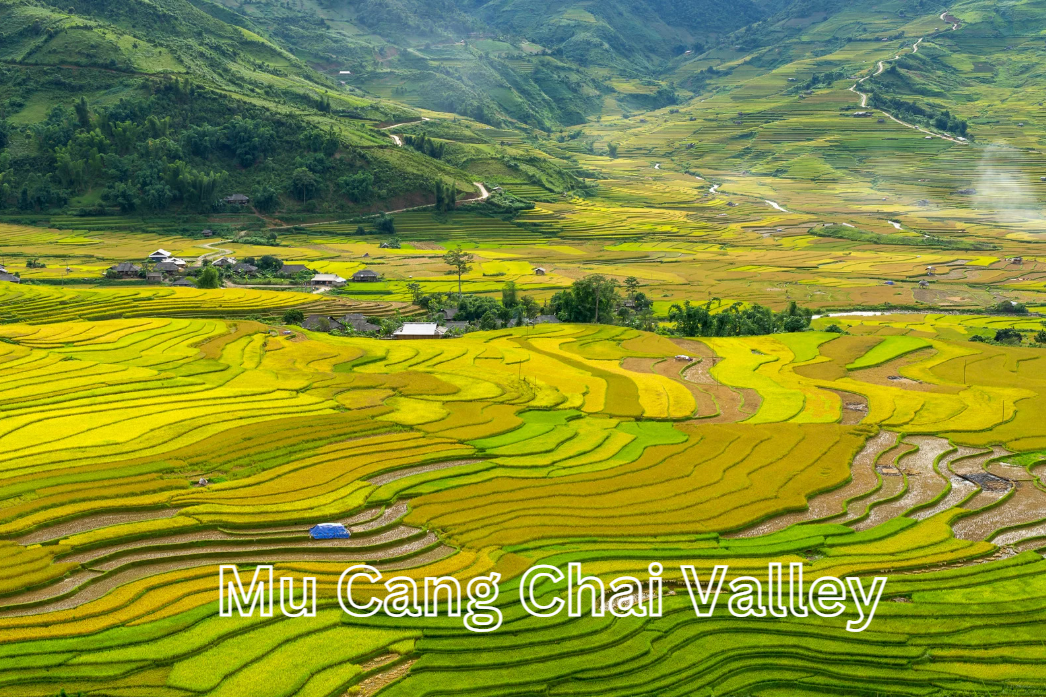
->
<box><xmin>173</xmin><ymin>278</ymin><xmax>196</xmax><ymax>288</ymax></box>
<box><xmin>146</xmin><ymin>271</ymin><xmax>164</xmax><ymax>283</ymax></box>
<box><xmin>393</xmin><ymin>323</ymin><xmax>448</xmax><ymax>340</ymax></box>
<box><xmin>109</xmin><ymin>262</ymin><xmax>142</xmax><ymax>278</ymax></box>
<box><xmin>147</xmin><ymin>249</ymin><xmax>171</xmax><ymax>262</ymax></box>
<box><xmin>334</xmin><ymin>313</ymin><xmax>380</xmax><ymax>333</ymax></box>
<box><xmin>352</xmin><ymin>269</ymin><xmax>380</xmax><ymax>282</ymax></box>
<box><xmin>279</xmin><ymin>264</ymin><xmax>314</xmax><ymax>276</ymax></box>
<box><xmin>534</xmin><ymin>267</ymin><xmax>547</xmax><ymax>276</ymax></box>
<box><xmin>201</xmin><ymin>229</ymin><xmax>214</xmax><ymax>238</ymax></box>
<box><xmin>0</xmin><ymin>272</ymin><xmax>20</xmax><ymax>284</ymax></box>
<box><xmin>232</xmin><ymin>263</ymin><xmax>259</xmax><ymax>276</ymax></box>
<box><xmin>213</xmin><ymin>257</ymin><xmax>237</xmax><ymax>269</ymax></box>
<box><xmin>444</xmin><ymin>321</ymin><xmax>470</xmax><ymax>333</ymax></box>
<box><xmin>311</xmin><ymin>273</ymin><xmax>346</xmax><ymax>287</ymax></box>
<box><xmin>223</xmin><ymin>194</ymin><xmax>250</xmax><ymax>206</ymax></box>
<box><xmin>153</xmin><ymin>261</ymin><xmax>183</xmax><ymax>274</ymax></box>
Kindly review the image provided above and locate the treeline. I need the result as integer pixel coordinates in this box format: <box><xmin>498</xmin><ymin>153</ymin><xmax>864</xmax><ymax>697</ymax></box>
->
<box><xmin>669</xmin><ymin>300</ymin><xmax>812</xmax><ymax>337</ymax></box>
<box><xmin>868</xmin><ymin>89</ymin><xmax>969</xmax><ymax>137</ymax></box>
<box><xmin>404</xmin><ymin>133</ymin><xmax>446</xmax><ymax>159</ymax></box>
<box><xmin>812</xmin><ymin>224</ymin><xmax>996</xmax><ymax>251</ymax></box>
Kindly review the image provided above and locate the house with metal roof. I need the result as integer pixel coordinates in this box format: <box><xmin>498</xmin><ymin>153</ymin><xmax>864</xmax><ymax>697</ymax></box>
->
<box><xmin>393</xmin><ymin>323</ymin><xmax>448</xmax><ymax>340</ymax></box>
<box><xmin>311</xmin><ymin>273</ymin><xmax>346</xmax><ymax>287</ymax></box>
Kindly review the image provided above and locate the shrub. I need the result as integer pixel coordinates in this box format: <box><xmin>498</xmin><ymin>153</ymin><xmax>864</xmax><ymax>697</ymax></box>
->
<box><xmin>283</xmin><ymin>309</ymin><xmax>305</xmax><ymax>325</ymax></box>
<box><xmin>197</xmin><ymin>266</ymin><xmax>220</xmax><ymax>289</ymax></box>
<box><xmin>994</xmin><ymin>328</ymin><xmax>1022</xmax><ymax>344</ymax></box>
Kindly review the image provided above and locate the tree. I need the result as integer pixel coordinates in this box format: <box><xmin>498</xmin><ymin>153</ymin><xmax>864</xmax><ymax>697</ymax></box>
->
<box><xmin>197</xmin><ymin>266</ymin><xmax>220</xmax><ymax>289</ymax></box>
<box><xmin>994</xmin><ymin>328</ymin><xmax>1022</xmax><ymax>344</ymax></box>
<box><xmin>443</xmin><ymin>245</ymin><xmax>474</xmax><ymax>299</ymax></box>
<box><xmin>290</xmin><ymin>167</ymin><xmax>317</xmax><ymax>202</ymax></box>
<box><xmin>407</xmin><ymin>282</ymin><xmax>422</xmax><ymax>304</ymax></box>
<box><xmin>478</xmin><ymin>310</ymin><xmax>498</xmax><ymax>330</ymax></box>
<box><xmin>74</xmin><ymin>97</ymin><xmax>91</xmax><ymax>131</ymax></box>
<box><xmin>283</xmin><ymin>309</ymin><xmax>305</xmax><ymax>325</ymax></box>
<box><xmin>502</xmin><ymin>280</ymin><xmax>518</xmax><ymax>308</ymax></box>
<box><xmin>520</xmin><ymin>295</ymin><xmax>541</xmax><ymax>319</ymax></box>
<box><xmin>549</xmin><ymin>275</ymin><xmax>620</xmax><ymax>323</ymax></box>
<box><xmin>1035</xmin><ymin>329</ymin><xmax>1046</xmax><ymax>344</ymax></box>
<box><xmin>252</xmin><ymin>185</ymin><xmax>279</xmax><ymax>213</ymax></box>
<box><xmin>0</xmin><ymin>120</ymin><xmax>10</xmax><ymax>150</ymax></box>
<box><xmin>607</xmin><ymin>142</ymin><xmax>618</xmax><ymax>158</ymax></box>
<box><xmin>376</xmin><ymin>215</ymin><xmax>396</xmax><ymax>235</ymax></box>
<box><xmin>258</xmin><ymin>255</ymin><xmax>283</xmax><ymax>273</ymax></box>
<box><xmin>339</xmin><ymin>171</ymin><xmax>374</xmax><ymax>203</ymax></box>
<box><xmin>624</xmin><ymin>276</ymin><xmax>639</xmax><ymax>301</ymax></box>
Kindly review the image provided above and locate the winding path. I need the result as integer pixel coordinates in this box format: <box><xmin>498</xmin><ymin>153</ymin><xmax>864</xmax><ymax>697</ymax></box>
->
<box><xmin>194</xmin><ymin>240</ymin><xmax>233</xmax><ymax>267</ymax></box>
<box><xmin>848</xmin><ymin>21</ymin><xmax>967</xmax><ymax>145</ymax></box>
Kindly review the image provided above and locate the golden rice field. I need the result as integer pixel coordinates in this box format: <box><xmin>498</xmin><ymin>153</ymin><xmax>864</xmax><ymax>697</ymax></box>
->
<box><xmin>2</xmin><ymin>298</ymin><xmax>1046</xmax><ymax>695</ymax></box>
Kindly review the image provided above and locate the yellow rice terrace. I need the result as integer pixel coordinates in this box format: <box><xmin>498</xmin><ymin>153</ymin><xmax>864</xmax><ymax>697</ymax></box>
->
<box><xmin>1</xmin><ymin>305</ymin><xmax>1046</xmax><ymax>695</ymax></box>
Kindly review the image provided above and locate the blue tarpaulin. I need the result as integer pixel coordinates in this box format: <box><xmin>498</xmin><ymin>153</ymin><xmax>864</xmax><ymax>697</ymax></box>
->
<box><xmin>310</xmin><ymin>523</ymin><xmax>350</xmax><ymax>539</ymax></box>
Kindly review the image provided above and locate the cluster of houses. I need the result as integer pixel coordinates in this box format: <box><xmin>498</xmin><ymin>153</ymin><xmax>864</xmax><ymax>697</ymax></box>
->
<box><xmin>299</xmin><ymin>306</ymin><xmax>561</xmax><ymax>340</ymax></box>
<box><xmin>108</xmin><ymin>249</ymin><xmax>194</xmax><ymax>286</ymax></box>
<box><xmin>306</xmin><ymin>268</ymin><xmax>381</xmax><ymax>287</ymax></box>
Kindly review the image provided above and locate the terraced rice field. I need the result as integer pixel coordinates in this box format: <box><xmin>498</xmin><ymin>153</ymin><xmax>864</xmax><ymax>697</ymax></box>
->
<box><xmin>1</xmin><ymin>297</ymin><xmax>1045</xmax><ymax>695</ymax></box>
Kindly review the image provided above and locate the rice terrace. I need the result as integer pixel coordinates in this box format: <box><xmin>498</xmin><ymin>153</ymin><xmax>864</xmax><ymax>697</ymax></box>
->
<box><xmin>2</xmin><ymin>0</ymin><xmax>1046</xmax><ymax>694</ymax></box>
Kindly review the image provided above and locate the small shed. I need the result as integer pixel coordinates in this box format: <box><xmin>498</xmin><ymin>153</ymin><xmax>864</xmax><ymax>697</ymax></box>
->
<box><xmin>201</xmin><ymin>229</ymin><xmax>214</xmax><ymax>238</ymax></box>
<box><xmin>534</xmin><ymin>267</ymin><xmax>547</xmax><ymax>276</ymax></box>
<box><xmin>146</xmin><ymin>271</ymin><xmax>163</xmax><ymax>283</ymax></box>
<box><xmin>173</xmin><ymin>278</ymin><xmax>196</xmax><ymax>288</ymax></box>
<box><xmin>213</xmin><ymin>257</ymin><xmax>237</xmax><ymax>268</ymax></box>
<box><xmin>224</xmin><ymin>194</ymin><xmax>250</xmax><ymax>205</ymax></box>
<box><xmin>309</xmin><ymin>523</ymin><xmax>350</xmax><ymax>539</ymax></box>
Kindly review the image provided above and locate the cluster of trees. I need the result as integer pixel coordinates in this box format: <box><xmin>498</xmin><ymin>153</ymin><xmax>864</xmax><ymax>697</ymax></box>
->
<box><xmin>668</xmin><ymin>300</ymin><xmax>813</xmax><ymax>337</ymax></box>
<box><xmin>403</xmin><ymin>133</ymin><xmax>446</xmax><ymax>159</ymax></box>
<box><xmin>868</xmin><ymin>89</ymin><xmax>969</xmax><ymax>136</ymax></box>
<box><xmin>0</xmin><ymin>81</ymin><xmax>406</xmax><ymax>214</ymax></box>
<box><xmin>971</xmin><ymin>327</ymin><xmax>1046</xmax><ymax>346</ymax></box>
<box><xmin>433</xmin><ymin>180</ymin><xmax>457</xmax><ymax>212</ymax></box>
<box><xmin>798</xmin><ymin>69</ymin><xmax>848</xmax><ymax>91</ymax></box>
<box><xmin>548</xmin><ymin>275</ymin><xmax>653</xmax><ymax>328</ymax></box>
<box><xmin>414</xmin><ymin>282</ymin><xmax>542</xmax><ymax>332</ymax></box>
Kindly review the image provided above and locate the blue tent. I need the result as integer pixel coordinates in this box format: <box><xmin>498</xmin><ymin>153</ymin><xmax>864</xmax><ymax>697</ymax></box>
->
<box><xmin>310</xmin><ymin>523</ymin><xmax>350</xmax><ymax>539</ymax></box>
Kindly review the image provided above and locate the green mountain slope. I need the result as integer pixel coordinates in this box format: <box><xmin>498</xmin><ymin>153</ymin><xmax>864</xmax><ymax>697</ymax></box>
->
<box><xmin>0</xmin><ymin>0</ymin><xmax>491</xmax><ymax>217</ymax></box>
